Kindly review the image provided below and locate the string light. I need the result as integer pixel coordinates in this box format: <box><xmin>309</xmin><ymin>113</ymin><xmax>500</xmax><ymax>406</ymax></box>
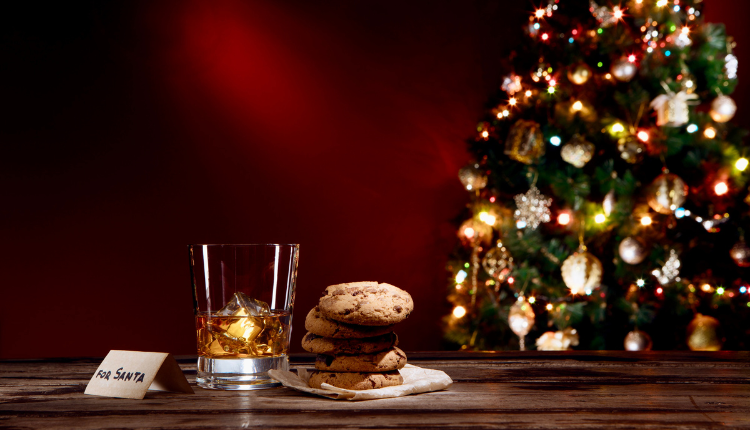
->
<box><xmin>641</xmin><ymin>216</ymin><xmax>652</xmax><ymax>226</ymax></box>
<box><xmin>546</xmin><ymin>303</ymin><xmax>553</xmax><ymax>311</ymax></box>
<box><xmin>736</xmin><ymin>158</ymin><xmax>748</xmax><ymax>171</ymax></box>
<box><xmin>613</xmin><ymin>7</ymin><xmax>623</xmax><ymax>20</ymax></box>
<box><xmin>605</xmin><ymin>73</ymin><xmax>612</xmax><ymax>79</ymax></box>
<box><xmin>481</xmin><ymin>130</ymin><xmax>489</xmax><ymax>139</ymax></box>
<box><xmin>508</xmin><ymin>277</ymin><xmax>515</xmax><ymax>285</ymax></box>
<box><xmin>637</xmin><ymin>131</ymin><xmax>649</xmax><ymax>142</ymax></box>
<box><xmin>656</xmin><ymin>287</ymin><xmax>663</xmax><ymax>295</ymax></box>
<box><xmin>628</xmin><ymin>54</ymin><xmax>636</xmax><ymax>63</ymax></box>
<box><xmin>595</xmin><ymin>214</ymin><xmax>606</xmax><ymax>224</ymax></box>
<box><xmin>464</xmin><ymin>227</ymin><xmax>476</xmax><ymax>238</ymax></box>
<box><xmin>714</xmin><ymin>181</ymin><xmax>728</xmax><ymax>196</ymax></box>
<box><xmin>572</xmin><ymin>101</ymin><xmax>583</xmax><ymax>111</ymax></box>
<box><xmin>740</xmin><ymin>286</ymin><xmax>747</xmax><ymax>294</ymax></box>
<box><xmin>656</xmin><ymin>0</ymin><xmax>667</xmax><ymax>7</ymax></box>
<box><xmin>611</xmin><ymin>122</ymin><xmax>625</xmax><ymax>133</ymax></box>
<box><xmin>509</xmin><ymin>97</ymin><xmax>517</xmax><ymax>106</ymax></box>
<box><xmin>535</xmin><ymin>9</ymin><xmax>545</xmax><ymax>18</ymax></box>
<box><xmin>701</xmin><ymin>283</ymin><xmax>712</xmax><ymax>292</ymax></box>
<box><xmin>547</xmin><ymin>86</ymin><xmax>556</xmax><ymax>94</ymax></box>
<box><xmin>453</xmin><ymin>306</ymin><xmax>467</xmax><ymax>318</ymax></box>
<box><xmin>558</xmin><ymin>212</ymin><xmax>571</xmax><ymax>225</ymax></box>
<box><xmin>686</xmin><ymin>124</ymin><xmax>698</xmax><ymax>133</ymax></box>
<box><xmin>528</xmin><ymin>297</ymin><xmax>536</xmax><ymax>304</ymax></box>
<box><xmin>456</xmin><ymin>270</ymin><xmax>467</xmax><ymax>284</ymax></box>
<box><xmin>479</xmin><ymin>211</ymin><xmax>496</xmax><ymax>226</ymax></box>
<box><xmin>541</xmin><ymin>33</ymin><xmax>549</xmax><ymax>41</ymax></box>
<box><xmin>550</xmin><ymin>136</ymin><xmax>562</xmax><ymax>146</ymax></box>
<box><xmin>636</xmin><ymin>279</ymin><xmax>645</xmax><ymax>287</ymax></box>
<box><xmin>716</xmin><ymin>287</ymin><xmax>725</xmax><ymax>295</ymax></box>
<box><xmin>704</xmin><ymin>127</ymin><xmax>717</xmax><ymax>139</ymax></box>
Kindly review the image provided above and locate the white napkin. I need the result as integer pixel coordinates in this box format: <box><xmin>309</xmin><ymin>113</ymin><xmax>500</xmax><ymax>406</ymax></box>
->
<box><xmin>268</xmin><ymin>364</ymin><xmax>452</xmax><ymax>401</ymax></box>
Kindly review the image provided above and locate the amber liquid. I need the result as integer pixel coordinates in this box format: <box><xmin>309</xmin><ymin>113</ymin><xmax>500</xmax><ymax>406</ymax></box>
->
<box><xmin>195</xmin><ymin>311</ymin><xmax>291</xmax><ymax>359</ymax></box>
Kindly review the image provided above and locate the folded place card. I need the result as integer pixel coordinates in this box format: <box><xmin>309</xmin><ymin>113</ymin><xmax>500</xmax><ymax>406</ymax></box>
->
<box><xmin>84</xmin><ymin>350</ymin><xmax>194</xmax><ymax>399</ymax></box>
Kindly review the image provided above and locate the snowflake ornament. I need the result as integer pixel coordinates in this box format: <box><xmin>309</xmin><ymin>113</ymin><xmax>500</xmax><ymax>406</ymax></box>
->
<box><xmin>652</xmin><ymin>249</ymin><xmax>681</xmax><ymax>285</ymax></box>
<box><xmin>513</xmin><ymin>185</ymin><xmax>552</xmax><ymax>229</ymax></box>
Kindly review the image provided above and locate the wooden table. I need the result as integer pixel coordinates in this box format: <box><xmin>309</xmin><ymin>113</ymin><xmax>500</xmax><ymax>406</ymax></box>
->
<box><xmin>1</xmin><ymin>352</ymin><xmax>749</xmax><ymax>429</ymax></box>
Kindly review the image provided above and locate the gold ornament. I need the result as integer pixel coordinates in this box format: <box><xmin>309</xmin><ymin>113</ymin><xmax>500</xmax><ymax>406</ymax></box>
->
<box><xmin>505</xmin><ymin>120</ymin><xmax>545</xmax><ymax>164</ymax></box>
<box><xmin>509</xmin><ymin>298</ymin><xmax>535</xmax><ymax>350</ymax></box>
<box><xmin>567</xmin><ymin>64</ymin><xmax>592</xmax><ymax>85</ymax></box>
<box><xmin>624</xmin><ymin>329</ymin><xmax>652</xmax><ymax>351</ymax></box>
<box><xmin>611</xmin><ymin>58</ymin><xmax>637</xmax><ymax>82</ymax></box>
<box><xmin>482</xmin><ymin>241</ymin><xmax>513</xmax><ymax>281</ymax></box>
<box><xmin>536</xmin><ymin>328</ymin><xmax>579</xmax><ymax>351</ymax></box>
<box><xmin>687</xmin><ymin>314</ymin><xmax>722</xmax><ymax>351</ymax></box>
<box><xmin>561</xmin><ymin>248</ymin><xmax>603</xmax><ymax>295</ymax></box>
<box><xmin>650</xmin><ymin>90</ymin><xmax>698</xmax><ymax>127</ymax></box>
<box><xmin>619</xmin><ymin>237</ymin><xmax>648</xmax><ymax>265</ymax></box>
<box><xmin>555</xmin><ymin>100</ymin><xmax>597</xmax><ymax>123</ymax></box>
<box><xmin>458</xmin><ymin>218</ymin><xmax>491</xmax><ymax>245</ymax></box>
<box><xmin>458</xmin><ymin>163</ymin><xmax>488</xmax><ymax>191</ymax></box>
<box><xmin>561</xmin><ymin>135</ymin><xmax>595</xmax><ymax>168</ymax></box>
<box><xmin>513</xmin><ymin>185</ymin><xmax>552</xmax><ymax>229</ymax></box>
<box><xmin>710</xmin><ymin>95</ymin><xmax>737</xmax><ymax>123</ymax></box>
<box><xmin>647</xmin><ymin>173</ymin><xmax>688</xmax><ymax>214</ymax></box>
<box><xmin>603</xmin><ymin>190</ymin><xmax>615</xmax><ymax>216</ymax></box>
<box><xmin>617</xmin><ymin>135</ymin><xmax>645</xmax><ymax>164</ymax></box>
<box><xmin>730</xmin><ymin>239</ymin><xmax>750</xmax><ymax>267</ymax></box>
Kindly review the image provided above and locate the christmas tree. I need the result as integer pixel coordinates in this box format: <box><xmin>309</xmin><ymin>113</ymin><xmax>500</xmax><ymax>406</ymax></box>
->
<box><xmin>444</xmin><ymin>0</ymin><xmax>750</xmax><ymax>351</ymax></box>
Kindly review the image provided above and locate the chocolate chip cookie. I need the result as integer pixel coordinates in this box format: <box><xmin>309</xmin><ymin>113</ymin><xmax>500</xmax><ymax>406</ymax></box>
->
<box><xmin>301</xmin><ymin>332</ymin><xmax>398</xmax><ymax>355</ymax></box>
<box><xmin>308</xmin><ymin>370</ymin><xmax>403</xmax><ymax>390</ymax></box>
<box><xmin>305</xmin><ymin>306</ymin><xmax>395</xmax><ymax>339</ymax></box>
<box><xmin>318</xmin><ymin>282</ymin><xmax>414</xmax><ymax>326</ymax></box>
<box><xmin>315</xmin><ymin>347</ymin><xmax>407</xmax><ymax>372</ymax></box>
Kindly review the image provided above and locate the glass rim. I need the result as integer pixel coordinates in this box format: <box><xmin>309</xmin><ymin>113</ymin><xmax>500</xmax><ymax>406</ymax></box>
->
<box><xmin>188</xmin><ymin>243</ymin><xmax>299</xmax><ymax>247</ymax></box>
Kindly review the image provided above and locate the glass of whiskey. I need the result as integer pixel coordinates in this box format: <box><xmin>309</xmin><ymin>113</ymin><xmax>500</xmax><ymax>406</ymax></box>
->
<box><xmin>189</xmin><ymin>244</ymin><xmax>299</xmax><ymax>390</ymax></box>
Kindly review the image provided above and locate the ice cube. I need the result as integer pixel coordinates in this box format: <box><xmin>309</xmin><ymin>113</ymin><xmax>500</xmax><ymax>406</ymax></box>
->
<box><xmin>216</xmin><ymin>292</ymin><xmax>270</xmax><ymax>317</ymax></box>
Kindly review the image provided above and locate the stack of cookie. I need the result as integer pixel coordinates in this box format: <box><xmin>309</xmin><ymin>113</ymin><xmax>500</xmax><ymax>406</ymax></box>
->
<box><xmin>302</xmin><ymin>281</ymin><xmax>413</xmax><ymax>390</ymax></box>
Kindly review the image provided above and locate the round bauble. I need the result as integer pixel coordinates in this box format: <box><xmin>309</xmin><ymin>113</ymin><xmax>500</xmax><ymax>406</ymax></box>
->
<box><xmin>505</xmin><ymin>120</ymin><xmax>545</xmax><ymax>164</ymax></box>
<box><xmin>624</xmin><ymin>330</ymin><xmax>652</xmax><ymax>351</ymax></box>
<box><xmin>482</xmin><ymin>242</ymin><xmax>514</xmax><ymax>281</ymax></box>
<box><xmin>710</xmin><ymin>95</ymin><xmax>737</xmax><ymax>123</ymax></box>
<box><xmin>617</xmin><ymin>135</ymin><xmax>645</xmax><ymax>164</ymax></box>
<box><xmin>458</xmin><ymin>218</ymin><xmax>491</xmax><ymax>245</ymax></box>
<box><xmin>611</xmin><ymin>58</ymin><xmax>637</xmax><ymax>82</ymax></box>
<box><xmin>647</xmin><ymin>173</ymin><xmax>688</xmax><ymax>214</ymax></box>
<box><xmin>561</xmin><ymin>250</ymin><xmax>603</xmax><ymax>295</ymax></box>
<box><xmin>458</xmin><ymin>163</ymin><xmax>487</xmax><ymax>191</ymax></box>
<box><xmin>508</xmin><ymin>299</ymin><xmax>535</xmax><ymax>338</ymax></box>
<box><xmin>567</xmin><ymin>64</ymin><xmax>592</xmax><ymax>85</ymax></box>
<box><xmin>730</xmin><ymin>239</ymin><xmax>750</xmax><ymax>267</ymax></box>
<box><xmin>561</xmin><ymin>135</ymin><xmax>595</xmax><ymax>168</ymax></box>
<box><xmin>687</xmin><ymin>314</ymin><xmax>722</xmax><ymax>351</ymax></box>
<box><xmin>619</xmin><ymin>237</ymin><xmax>648</xmax><ymax>265</ymax></box>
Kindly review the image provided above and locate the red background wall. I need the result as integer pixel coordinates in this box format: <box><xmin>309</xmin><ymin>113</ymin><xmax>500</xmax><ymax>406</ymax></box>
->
<box><xmin>2</xmin><ymin>0</ymin><xmax>748</xmax><ymax>358</ymax></box>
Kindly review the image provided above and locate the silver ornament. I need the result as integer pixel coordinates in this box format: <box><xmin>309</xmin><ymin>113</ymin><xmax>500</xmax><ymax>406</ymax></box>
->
<box><xmin>508</xmin><ymin>298</ymin><xmax>535</xmax><ymax>338</ymax></box>
<box><xmin>710</xmin><ymin>95</ymin><xmax>737</xmax><ymax>123</ymax></box>
<box><xmin>561</xmin><ymin>135</ymin><xmax>595</xmax><ymax>168</ymax></box>
<box><xmin>603</xmin><ymin>190</ymin><xmax>615</xmax><ymax>216</ymax></box>
<box><xmin>652</xmin><ymin>249</ymin><xmax>680</xmax><ymax>285</ymax></box>
<box><xmin>611</xmin><ymin>58</ymin><xmax>637</xmax><ymax>82</ymax></box>
<box><xmin>647</xmin><ymin>173</ymin><xmax>688</xmax><ymax>214</ymax></box>
<box><xmin>619</xmin><ymin>237</ymin><xmax>648</xmax><ymax>265</ymax></box>
<box><xmin>730</xmin><ymin>239</ymin><xmax>750</xmax><ymax>267</ymax></box>
<box><xmin>650</xmin><ymin>90</ymin><xmax>698</xmax><ymax>127</ymax></box>
<box><xmin>725</xmin><ymin>54</ymin><xmax>738</xmax><ymax>80</ymax></box>
<box><xmin>482</xmin><ymin>241</ymin><xmax>513</xmax><ymax>280</ymax></box>
<box><xmin>561</xmin><ymin>249</ymin><xmax>603</xmax><ymax>295</ymax></box>
<box><xmin>624</xmin><ymin>330</ymin><xmax>652</xmax><ymax>351</ymax></box>
<box><xmin>590</xmin><ymin>1</ymin><xmax>617</xmax><ymax>27</ymax></box>
<box><xmin>513</xmin><ymin>185</ymin><xmax>552</xmax><ymax>229</ymax></box>
<box><xmin>458</xmin><ymin>163</ymin><xmax>488</xmax><ymax>191</ymax></box>
<box><xmin>536</xmin><ymin>328</ymin><xmax>579</xmax><ymax>351</ymax></box>
<box><xmin>617</xmin><ymin>135</ymin><xmax>645</xmax><ymax>164</ymax></box>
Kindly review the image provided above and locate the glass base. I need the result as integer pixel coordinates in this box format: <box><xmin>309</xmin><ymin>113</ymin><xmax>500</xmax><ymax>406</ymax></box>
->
<box><xmin>196</xmin><ymin>355</ymin><xmax>288</xmax><ymax>390</ymax></box>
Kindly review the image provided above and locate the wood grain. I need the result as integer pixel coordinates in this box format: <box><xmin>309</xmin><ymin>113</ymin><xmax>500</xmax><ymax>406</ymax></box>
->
<box><xmin>1</xmin><ymin>352</ymin><xmax>748</xmax><ymax>429</ymax></box>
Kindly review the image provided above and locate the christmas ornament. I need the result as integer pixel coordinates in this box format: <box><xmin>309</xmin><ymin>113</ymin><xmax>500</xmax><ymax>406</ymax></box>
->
<box><xmin>509</xmin><ymin>298</ymin><xmax>535</xmax><ymax>350</ymax></box>
<box><xmin>647</xmin><ymin>173</ymin><xmax>688</xmax><ymax>214</ymax></box>
<box><xmin>603</xmin><ymin>190</ymin><xmax>615</xmax><ymax>216</ymax></box>
<box><xmin>617</xmin><ymin>135</ymin><xmax>645</xmax><ymax>164</ymax></box>
<box><xmin>650</xmin><ymin>89</ymin><xmax>698</xmax><ymax>127</ymax></box>
<box><xmin>619</xmin><ymin>237</ymin><xmax>648</xmax><ymax>265</ymax></box>
<box><xmin>501</xmin><ymin>74</ymin><xmax>523</xmax><ymax>95</ymax></box>
<box><xmin>561</xmin><ymin>248</ymin><xmax>603</xmax><ymax>295</ymax></box>
<box><xmin>505</xmin><ymin>120</ymin><xmax>545</xmax><ymax>164</ymax></box>
<box><xmin>624</xmin><ymin>329</ymin><xmax>652</xmax><ymax>351</ymax></box>
<box><xmin>458</xmin><ymin>163</ymin><xmax>488</xmax><ymax>191</ymax></box>
<box><xmin>513</xmin><ymin>185</ymin><xmax>552</xmax><ymax>229</ymax></box>
<box><xmin>459</xmin><ymin>219</ymin><xmax>491</xmax><ymax>245</ymax></box>
<box><xmin>561</xmin><ymin>135</ymin><xmax>595</xmax><ymax>168</ymax></box>
<box><xmin>710</xmin><ymin>95</ymin><xmax>737</xmax><ymax>123</ymax></box>
<box><xmin>678</xmin><ymin>71</ymin><xmax>697</xmax><ymax>94</ymax></box>
<box><xmin>482</xmin><ymin>241</ymin><xmax>513</xmax><ymax>280</ymax></box>
<box><xmin>611</xmin><ymin>58</ymin><xmax>637</xmax><ymax>82</ymax></box>
<box><xmin>652</xmin><ymin>249</ymin><xmax>680</xmax><ymax>285</ymax></box>
<box><xmin>590</xmin><ymin>1</ymin><xmax>617</xmax><ymax>27</ymax></box>
<box><xmin>536</xmin><ymin>328</ymin><xmax>579</xmax><ymax>351</ymax></box>
<box><xmin>567</xmin><ymin>64</ymin><xmax>591</xmax><ymax>85</ymax></box>
<box><xmin>725</xmin><ymin>54</ymin><xmax>738</xmax><ymax>80</ymax></box>
<box><xmin>687</xmin><ymin>314</ymin><xmax>722</xmax><ymax>351</ymax></box>
<box><xmin>673</xmin><ymin>27</ymin><xmax>692</xmax><ymax>48</ymax></box>
<box><xmin>555</xmin><ymin>100</ymin><xmax>597</xmax><ymax>123</ymax></box>
<box><xmin>730</xmin><ymin>239</ymin><xmax>750</xmax><ymax>267</ymax></box>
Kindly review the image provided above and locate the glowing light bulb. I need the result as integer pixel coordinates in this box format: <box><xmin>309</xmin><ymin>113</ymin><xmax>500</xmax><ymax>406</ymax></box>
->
<box><xmin>546</xmin><ymin>303</ymin><xmax>553</xmax><ymax>311</ymax></box>
<box><xmin>558</xmin><ymin>212</ymin><xmax>571</xmax><ymax>225</ymax></box>
<box><xmin>453</xmin><ymin>306</ymin><xmax>467</xmax><ymax>318</ymax></box>
<box><xmin>503</xmin><ymin>110</ymin><xmax>510</xmax><ymax>117</ymax></box>
<box><xmin>637</xmin><ymin>131</ymin><xmax>649</xmax><ymax>142</ymax></box>
<box><xmin>497</xmin><ymin>112</ymin><xmax>503</xmax><ymax>119</ymax></box>
<box><xmin>611</xmin><ymin>122</ymin><xmax>625</xmax><ymax>133</ymax></box>
<box><xmin>479</xmin><ymin>212</ymin><xmax>496</xmax><ymax>226</ymax></box>
<box><xmin>605</xmin><ymin>73</ymin><xmax>612</xmax><ymax>79</ymax></box>
<box><xmin>704</xmin><ymin>127</ymin><xmax>716</xmax><ymax>139</ymax></box>
<box><xmin>528</xmin><ymin>297</ymin><xmax>536</xmax><ymax>304</ymax></box>
<box><xmin>547</xmin><ymin>86</ymin><xmax>555</xmax><ymax>94</ymax></box>
<box><xmin>541</xmin><ymin>33</ymin><xmax>549</xmax><ymax>41</ymax></box>
<box><xmin>507</xmin><ymin>276</ymin><xmax>515</xmax><ymax>284</ymax></box>
<box><xmin>656</xmin><ymin>287</ymin><xmax>663</xmax><ymax>294</ymax></box>
<box><xmin>481</xmin><ymin>130</ymin><xmax>489</xmax><ymax>139</ymax></box>
<box><xmin>613</xmin><ymin>7</ymin><xmax>623</xmax><ymax>19</ymax></box>
<box><xmin>636</xmin><ymin>279</ymin><xmax>645</xmax><ymax>287</ymax></box>
<box><xmin>740</xmin><ymin>286</ymin><xmax>747</xmax><ymax>294</ymax></box>
<box><xmin>736</xmin><ymin>158</ymin><xmax>748</xmax><ymax>171</ymax></box>
<box><xmin>681</xmin><ymin>26</ymin><xmax>690</xmax><ymax>35</ymax></box>
<box><xmin>714</xmin><ymin>181</ymin><xmax>728</xmax><ymax>196</ymax></box>
<box><xmin>717</xmin><ymin>287</ymin><xmax>725</xmax><ymax>295</ymax></box>
<box><xmin>686</xmin><ymin>123</ymin><xmax>698</xmax><ymax>133</ymax></box>
<box><xmin>549</xmin><ymin>79</ymin><xmax>556</xmax><ymax>87</ymax></box>
<box><xmin>628</xmin><ymin>54</ymin><xmax>636</xmax><ymax>63</ymax></box>
<box><xmin>525</xmin><ymin>90</ymin><xmax>532</xmax><ymax>97</ymax></box>
<box><xmin>455</xmin><ymin>270</ymin><xmax>467</xmax><ymax>284</ymax></box>
<box><xmin>641</xmin><ymin>216</ymin><xmax>652</xmax><ymax>226</ymax></box>
<box><xmin>656</xmin><ymin>0</ymin><xmax>667</xmax><ymax>7</ymax></box>
<box><xmin>464</xmin><ymin>227</ymin><xmax>475</xmax><ymax>238</ymax></box>
<box><xmin>701</xmin><ymin>284</ymin><xmax>712</xmax><ymax>292</ymax></box>
<box><xmin>550</xmin><ymin>136</ymin><xmax>561</xmax><ymax>146</ymax></box>
<box><xmin>509</xmin><ymin>97</ymin><xmax>517</xmax><ymax>106</ymax></box>
<box><xmin>489</xmin><ymin>196</ymin><xmax>496</xmax><ymax>203</ymax></box>
<box><xmin>572</xmin><ymin>101</ymin><xmax>583</xmax><ymax>111</ymax></box>
<box><xmin>535</xmin><ymin>9</ymin><xmax>545</xmax><ymax>18</ymax></box>
<box><xmin>595</xmin><ymin>214</ymin><xmax>606</xmax><ymax>224</ymax></box>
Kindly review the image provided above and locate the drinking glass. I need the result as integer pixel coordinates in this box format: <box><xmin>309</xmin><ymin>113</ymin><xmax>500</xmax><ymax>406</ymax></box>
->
<box><xmin>189</xmin><ymin>244</ymin><xmax>299</xmax><ymax>390</ymax></box>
